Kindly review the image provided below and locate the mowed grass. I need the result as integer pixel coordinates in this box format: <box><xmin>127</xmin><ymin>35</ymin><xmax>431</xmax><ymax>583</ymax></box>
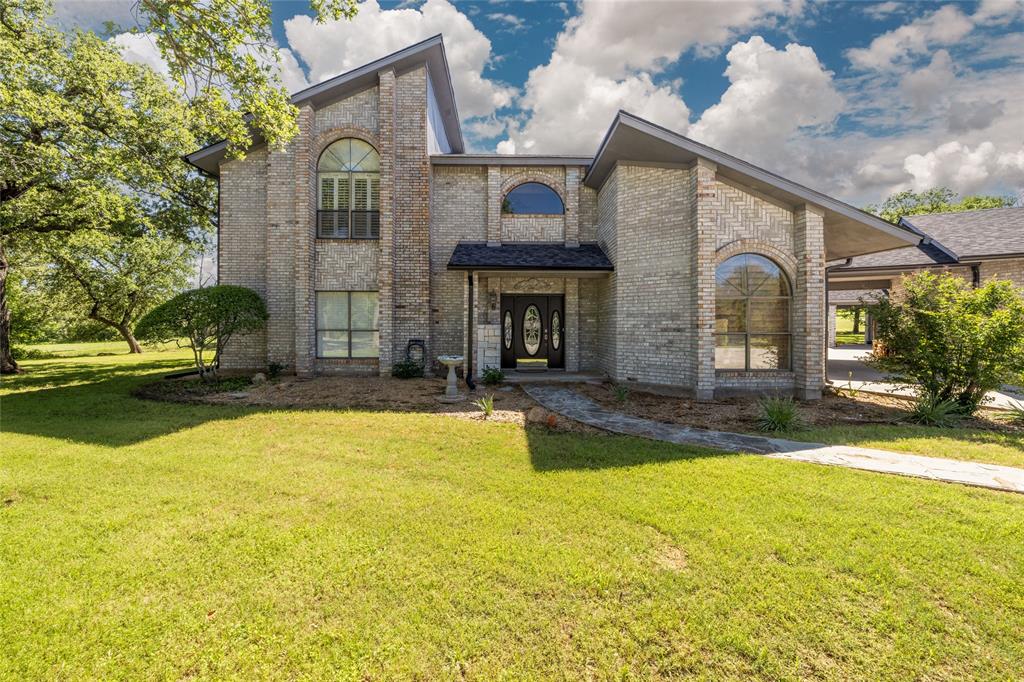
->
<box><xmin>2</xmin><ymin>348</ymin><xmax>1024</xmax><ymax>680</ymax></box>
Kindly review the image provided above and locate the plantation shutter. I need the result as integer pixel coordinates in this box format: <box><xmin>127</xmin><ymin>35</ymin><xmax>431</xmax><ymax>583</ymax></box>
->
<box><xmin>318</xmin><ymin>177</ymin><xmax>336</xmax><ymax>236</ymax></box>
<box><xmin>337</xmin><ymin>175</ymin><xmax>350</xmax><ymax>210</ymax></box>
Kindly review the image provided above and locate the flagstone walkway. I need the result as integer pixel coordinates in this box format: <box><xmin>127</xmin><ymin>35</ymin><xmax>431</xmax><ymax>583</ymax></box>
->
<box><xmin>524</xmin><ymin>385</ymin><xmax>1024</xmax><ymax>494</ymax></box>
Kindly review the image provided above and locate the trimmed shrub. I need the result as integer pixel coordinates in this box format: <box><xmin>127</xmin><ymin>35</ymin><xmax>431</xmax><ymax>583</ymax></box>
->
<box><xmin>135</xmin><ymin>285</ymin><xmax>268</xmax><ymax>380</ymax></box>
<box><xmin>868</xmin><ymin>272</ymin><xmax>1024</xmax><ymax>415</ymax></box>
<box><xmin>481</xmin><ymin>367</ymin><xmax>504</xmax><ymax>385</ymax></box>
<box><xmin>391</xmin><ymin>359</ymin><xmax>424</xmax><ymax>379</ymax></box>
<box><xmin>756</xmin><ymin>396</ymin><xmax>806</xmax><ymax>433</ymax></box>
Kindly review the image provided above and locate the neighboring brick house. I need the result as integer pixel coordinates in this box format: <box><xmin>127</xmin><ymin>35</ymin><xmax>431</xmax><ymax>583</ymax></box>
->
<box><xmin>827</xmin><ymin>207</ymin><xmax>1024</xmax><ymax>346</ymax></box>
<box><xmin>186</xmin><ymin>36</ymin><xmax>918</xmax><ymax>400</ymax></box>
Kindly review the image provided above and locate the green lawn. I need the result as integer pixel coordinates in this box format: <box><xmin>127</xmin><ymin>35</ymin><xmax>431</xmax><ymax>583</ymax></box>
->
<box><xmin>834</xmin><ymin>313</ymin><xmax>866</xmax><ymax>345</ymax></box>
<box><xmin>3</xmin><ymin>348</ymin><xmax>1024</xmax><ymax>679</ymax></box>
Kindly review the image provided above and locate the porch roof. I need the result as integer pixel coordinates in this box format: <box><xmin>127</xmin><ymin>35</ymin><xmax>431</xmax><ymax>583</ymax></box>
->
<box><xmin>447</xmin><ymin>242</ymin><xmax>613</xmax><ymax>272</ymax></box>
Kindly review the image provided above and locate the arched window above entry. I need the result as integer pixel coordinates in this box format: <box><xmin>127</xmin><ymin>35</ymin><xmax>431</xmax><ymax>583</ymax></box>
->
<box><xmin>714</xmin><ymin>253</ymin><xmax>792</xmax><ymax>371</ymax></box>
<box><xmin>502</xmin><ymin>182</ymin><xmax>564</xmax><ymax>215</ymax></box>
<box><xmin>317</xmin><ymin>138</ymin><xmax>380</xmax><ymax>239</ymax></box>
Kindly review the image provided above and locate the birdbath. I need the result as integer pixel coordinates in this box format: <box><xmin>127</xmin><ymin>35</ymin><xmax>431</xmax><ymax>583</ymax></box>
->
<box><xmin>437</xmin><ymin>355</ymin><xmax>465</xmax><ymax>403</ymax></box>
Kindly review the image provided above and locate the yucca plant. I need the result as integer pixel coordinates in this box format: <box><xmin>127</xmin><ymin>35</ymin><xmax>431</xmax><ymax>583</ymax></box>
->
<box><xmin>755</xmin><ymin>396</ymin><xmax>806</xmax><ymax>433</ymax></box>
<box><xmin>612</xmin><ymin>384</ymin><xmax>630</xmax><ymax>403</ymax></box>
<box><xmin>997</xmin><ymin>401</ymin><xmax>1024</xmax><ymax>426</ymax></box>
<box><xmin>474</xmin><ymin>393</ymin><xmax>495</xmax><ymax>418</ymax></box>
<box><xmin>905</xmin><ymin>395</ymin><xmax>963</xmax><ymax>427</ymax></box>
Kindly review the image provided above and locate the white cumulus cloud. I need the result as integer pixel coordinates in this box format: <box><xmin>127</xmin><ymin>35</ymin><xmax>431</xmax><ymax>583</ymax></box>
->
<box><xmin>846</xmin><ymin>5</ymin><xmax>973</xmax><ymax>70</ymax></box>
<box><xmin>498</xmin><ymin>0</ymin><xmax>798</xmax><ymax>154</ymax></box>
<box><xmin>689</xmin><ymin>37</ymin><xmax>844</xmax><ymax>172</ymax></box>
<box><xmin>284</xmin><ymin>0</ymin><xmax>516</xmax><ymax>119</ymax></box>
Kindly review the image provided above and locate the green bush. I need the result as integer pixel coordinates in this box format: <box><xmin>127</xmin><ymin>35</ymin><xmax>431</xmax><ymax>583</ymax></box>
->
<box><xmin>10</xmin><ymin>346</ymin><xmax>53</xmax><ymax>360</ymax></box>
<box><xmin>481</xmin><ymin>367</ymin><xmax>504</xmax><ymax>385</ymax></box>
<box><xmin>755</xmin><ymin>396</ymin><xmax>806</xmax><ymax>433</ymax></box>
<box><xmin>391</xmin><ymin>359</ymin><xmax>424</xmax><ymax>379</ymax></box>
<box><xmin>868</xmin><ymin>272</ymin><xmax>1024</xmax><ymax>415</ymax></box>
<box><xmin>905</xmin><ymin>396</ymin><xmax>963</xmax><ymax>428</ymax></box>
<box><xmin>135</xmin><ymin>285</ymin><xmax>267</xmax><ymax>380</ymax></box>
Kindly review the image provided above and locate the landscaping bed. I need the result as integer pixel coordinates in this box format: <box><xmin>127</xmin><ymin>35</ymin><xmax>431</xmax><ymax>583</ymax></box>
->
<box><xmin>134</xmin><ymin>373</ymin><xmax>598</xmax><ymax>433</ymax></box>
<box><xmin>576</xmin><ymin>381</ymin><xmax>1015</xmax><ymax>433</ymax></box>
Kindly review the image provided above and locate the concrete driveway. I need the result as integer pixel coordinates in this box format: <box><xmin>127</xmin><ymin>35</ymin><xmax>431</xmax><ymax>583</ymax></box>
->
<box><xmin>827</xmin><ymin>345</ymin><xmax>1024</xmax><ymax>410</ymax></box>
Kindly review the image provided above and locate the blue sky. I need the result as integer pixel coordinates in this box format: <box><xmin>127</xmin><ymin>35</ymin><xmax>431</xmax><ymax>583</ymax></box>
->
<box><xmin>57</xmin><ymin>0</ymin><xmax>1024</xmax><ymax>206</ymax></box>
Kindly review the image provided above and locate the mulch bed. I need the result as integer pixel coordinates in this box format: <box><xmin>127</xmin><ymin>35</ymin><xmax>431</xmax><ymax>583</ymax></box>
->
<box><xmin>134</xmin><ymin>374</ymin><xmax>599</xmax><ymax>433</ymax></box>
<box><xmin>575</xmin><ymin>381</ymin><xmax>1016</xmax><ymax>435</ymax></box>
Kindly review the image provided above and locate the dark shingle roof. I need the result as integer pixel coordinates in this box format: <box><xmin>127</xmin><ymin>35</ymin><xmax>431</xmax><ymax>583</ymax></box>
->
<box><xmin>836</xmin><ymin>206</ymin><xmax>1024</xmax><ymax>270</ymax></box>
<box><xmin>902</xmin><ymin>207</ymin><xmax>1024</xmax><ymax>258</ymax></box>
<box><xmin>447</xmin><ymin>242</ymin><xmax>613</xmax><ymax>271</ymax></box>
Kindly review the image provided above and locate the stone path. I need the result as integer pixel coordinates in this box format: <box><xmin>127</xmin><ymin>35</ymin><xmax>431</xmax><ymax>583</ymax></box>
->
<box><xmin>524</xmin><ymin>385</ymin><xmax>1024</xmax><ymax>494</ymax></box>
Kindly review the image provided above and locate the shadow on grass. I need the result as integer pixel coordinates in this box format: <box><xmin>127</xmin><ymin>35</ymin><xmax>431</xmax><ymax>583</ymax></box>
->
<box><xmin>2</xmin><ymin>356</ymin><xmax>256</xmax><ymax>448</ymax></box>
<box><xmin>525</xmin><ymin>425</ymin><xmax>737</xmax><ymax>472</ymax></box>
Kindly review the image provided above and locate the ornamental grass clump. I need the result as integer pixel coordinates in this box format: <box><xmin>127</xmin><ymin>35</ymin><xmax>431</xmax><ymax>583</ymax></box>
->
<box><xmin>474</xmin><ymin>394</ymin><xmax>495</xmax><ymax>419</ymax></box>
<box><xmin>755</xmin><ymin>396</ymin><xmax>806</xmax><ymax>433</ymax></box>
<box><xmin>905</xmin><ymin>396</ymin><xmax>964</xmax><ymax>428</ymax></box>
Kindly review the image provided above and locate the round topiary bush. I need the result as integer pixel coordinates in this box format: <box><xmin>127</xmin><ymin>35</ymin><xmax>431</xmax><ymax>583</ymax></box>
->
<box><xmin>136</xmin><ymin>285</ymin><xmax>268</xmax><ymax>379</ymax></box>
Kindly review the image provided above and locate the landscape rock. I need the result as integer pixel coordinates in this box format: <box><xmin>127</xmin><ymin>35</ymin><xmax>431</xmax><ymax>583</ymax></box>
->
<box><xmin>526</xmin><ymin>406</ymin><xmax>549</xmax><ymax>424</ymax></box>
<box><xmin>252</xmin><ymin>372</ymin><xmax>267</xmax><ymax>385</ymax></box>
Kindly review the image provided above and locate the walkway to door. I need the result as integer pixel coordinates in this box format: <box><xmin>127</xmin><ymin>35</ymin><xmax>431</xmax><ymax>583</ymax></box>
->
<box><xmin>524</xmin><ymin>385</ymin><xmax>1024</xmax><ymax>494</ymax></box>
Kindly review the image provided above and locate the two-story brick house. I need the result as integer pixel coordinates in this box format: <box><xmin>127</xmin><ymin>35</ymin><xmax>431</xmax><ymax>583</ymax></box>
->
<box><xmin>186</xmin><ymin>36</ymin><xmax>918</xmax><ymax>400</ymax></box>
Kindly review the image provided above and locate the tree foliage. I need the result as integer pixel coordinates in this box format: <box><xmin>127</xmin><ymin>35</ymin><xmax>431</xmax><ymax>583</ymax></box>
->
<box><xmin>868</xmin><ymin>272</ymin><xmax>1024</xmax><ymax>414</ymax></box>
<box><xmin>0</xmin><ymin>0</ymin><xmax>214</xmax><ymax>372</ymax></box>
<box><xmin>133</xmin><ymin>0</ymin><xmax>357</xmax><ymax>155</ymax></box>
<box><xmin>866</xmin><ymin>187</ymin><xmax>1017</xmax><ymax>223</ymax></box>
<box><xmin>135</xmin><ymin>285</ymin><xmax>268</xmax><ymax>379</ymax></box>
<box><xmin>33</xmin><ymin>231</ymin><xmax>199</xmax><ymax>353</ymax></box>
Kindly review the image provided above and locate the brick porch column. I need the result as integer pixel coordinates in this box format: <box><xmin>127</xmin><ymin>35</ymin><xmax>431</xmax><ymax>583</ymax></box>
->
<box><xmin>376</xmin><ymin>68</ymin><xmax>396</xmax><ymax>375</ymax></box>
<box><xmin>486</xmin><ymin>166</ymin><xmax>501</xmax><ymax>246</ymax></box>
<box><xmin>292</xmin><ymin>104</ymin><xmax>316</xmax><ymax>377</ymax></box>
<box><xmin>692</xmin><ymin>158</ymin><xmax>718</xmax><ymax>401</ymax></box>
<box><xmin>795</xmin><ymin>204</ymin><xmax>826</xmax><ymax>400</ymax></box>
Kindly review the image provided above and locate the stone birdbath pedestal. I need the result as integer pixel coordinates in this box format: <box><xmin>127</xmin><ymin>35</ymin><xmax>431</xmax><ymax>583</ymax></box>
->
<box><xmin>437</xmin><ymin>355</ymin><xmax>465</xmax><ymax>403</ymax></box>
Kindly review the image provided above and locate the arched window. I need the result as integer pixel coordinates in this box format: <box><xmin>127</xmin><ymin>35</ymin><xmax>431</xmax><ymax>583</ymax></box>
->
<box><xmin>715</xmin><ymin>253</ymin><xmax>791</xmax><ymax>370</ymax></box>
<box><xmin>317</xmin><ymin>138</ymin><xmax>380</xmax><ymax>239</ymax></box>
<box><xmin>502</xmin><ymin>182</ymin><xmax>564</xmax><ymax>215</ymax></box>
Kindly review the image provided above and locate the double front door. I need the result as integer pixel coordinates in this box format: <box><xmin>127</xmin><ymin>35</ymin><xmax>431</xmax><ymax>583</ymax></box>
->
<box><xmin>500</xmin><ymin>295</ymin><xmax>565</xmax><ymax>370</ymax></box>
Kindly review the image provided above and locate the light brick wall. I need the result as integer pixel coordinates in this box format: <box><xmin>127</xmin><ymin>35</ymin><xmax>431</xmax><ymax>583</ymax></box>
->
<box><xmin>429</xmin><ymin>165</ymin><xmax>487</xmax><ymax>365</ymax></box>
<box><xmin>595</xmin><ymin>168</ymin><xmax>619</xmax><ymax>376</ymax></box>
<box><xmin>218</xmin><ymin>148</ymin><xmax>268</xmax><ymax>370</ymax></box>
<box><xmin>981</xmin><ymin>257</ymin><xmax>1024</xmax><ymax>288</ymax></box>
<box><xmin>611</xmin><ymin>164</ymin><xmax>694</xmax><ymax>386</ymax></box>
<box><xmin>501</xmin><ymin>215</ymin><xmax>563</xmax><ymax>242</ymax></box>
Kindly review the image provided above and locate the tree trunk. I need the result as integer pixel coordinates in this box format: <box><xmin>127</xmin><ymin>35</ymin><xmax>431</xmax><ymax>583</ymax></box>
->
<box><xmin>117</xmin><ymin>325</ymin><xmax>143</xmax><ymax>354</ymax></box>
<box><xmin>852</xmin><ymin>308</ymin><xmax>862</xmax><ymax>334</ymax></box>
<box><xmin>0</xmin><ymin>243</ymin><xmax>20</xmax><ymax>374</ymax></box>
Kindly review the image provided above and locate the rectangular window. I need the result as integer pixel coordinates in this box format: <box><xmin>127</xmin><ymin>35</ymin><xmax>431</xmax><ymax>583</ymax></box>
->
<box><xmin>316</xmin><ymin>291</ymin><xmax>379</xmax><ymax>358</ymax></box>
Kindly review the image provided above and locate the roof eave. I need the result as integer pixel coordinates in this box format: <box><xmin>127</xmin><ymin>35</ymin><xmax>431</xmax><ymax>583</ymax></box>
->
<box><xmin>585</xmin><ymin>111</ymin><xmax>921</xmax><ymax>255</ymax></box>
<box><xmin>184</xmin><ymin>34</ymin><xmax>463</xmax><ymax>176</ymax></box>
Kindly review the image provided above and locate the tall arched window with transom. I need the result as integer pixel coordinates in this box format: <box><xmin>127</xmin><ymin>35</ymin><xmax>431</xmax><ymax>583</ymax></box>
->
<box><xmin>317</xmin><ymin>139</ymin><xmax>380</xmax><ymax>239</ymax></box>
<box><xmin>714</xmin><ymin>254</ymin><xmax>792</xmax><ymax>370</ymax></box>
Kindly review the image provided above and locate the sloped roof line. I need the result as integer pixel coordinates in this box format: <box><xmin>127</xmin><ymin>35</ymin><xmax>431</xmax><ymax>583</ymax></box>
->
<box><xmin>185</xmin><ymin>34</ymin><xmax>463</xmax><ymax>173</ymax></box>
<box><xmin>585</xmin><ymin>110</ymin><xmax>920</xmax><ymax>247</ymax></box>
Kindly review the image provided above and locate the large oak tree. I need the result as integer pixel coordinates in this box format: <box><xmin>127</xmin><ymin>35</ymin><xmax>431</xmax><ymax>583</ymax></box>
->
<box><xmin>0</xmin><ymin>0</ymin><xmax>213</xmax><ymax>372</ymax></box>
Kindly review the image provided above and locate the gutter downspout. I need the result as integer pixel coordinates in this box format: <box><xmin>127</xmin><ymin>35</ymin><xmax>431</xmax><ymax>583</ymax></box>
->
<box><xmin>466</xmin><ymin>272</ymin><xmax>476</xmax><ymax>390</ymax></box>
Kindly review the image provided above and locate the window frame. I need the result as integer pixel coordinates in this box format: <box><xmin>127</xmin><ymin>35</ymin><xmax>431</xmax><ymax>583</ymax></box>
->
<box><xmin>316</xmin><ymin>139</ymin><xmax>381</xmax><ymax>240</ymax></box>
<box><xmin>714</xmin><ymin>254</ymin><xmax>793</xmax><ymax>372</ymax></box>
<box><xmin>315</xmin><ymin>290</ymin><xmax>380</xmax><ymax>359</ymax></box>
<box><xmin>501</xmin><ymin>181</ymin><xmax>565</xmax><ymax>216</ymax></box>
